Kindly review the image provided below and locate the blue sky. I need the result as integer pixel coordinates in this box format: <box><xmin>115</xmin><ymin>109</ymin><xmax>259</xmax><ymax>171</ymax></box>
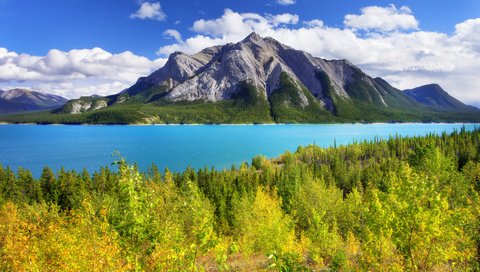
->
<box><xmin>0</xmin><ymin>0</ymin><xmax>479</xmax><ymax>106</ymax></box>
<box><xmin>1</xmin><ymin>0</ymin><xmax>479</xmax><ymax>58</ymax></box>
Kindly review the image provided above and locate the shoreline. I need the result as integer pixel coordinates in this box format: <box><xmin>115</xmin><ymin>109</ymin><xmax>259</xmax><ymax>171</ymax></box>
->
<box><xmin>0</xmin><ymin>121</ymin><xmax>479</xmax><ymax>127</ymax></box>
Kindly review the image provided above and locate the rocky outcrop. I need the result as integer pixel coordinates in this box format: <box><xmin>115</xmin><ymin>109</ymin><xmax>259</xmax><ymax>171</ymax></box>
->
<box><xmin>122</xmin><ymin>32</ymin><xmax>411</xmax><ymax>113</ymax></box>
<box><xmin>11</xmin><ymin>33</ymin><xmax>480</xmax><ymax>123</ymax></box>
<box><xmin>68</xmin><ymin>99</ymin><xmax>108</xmax><ymax>114</ymax></box>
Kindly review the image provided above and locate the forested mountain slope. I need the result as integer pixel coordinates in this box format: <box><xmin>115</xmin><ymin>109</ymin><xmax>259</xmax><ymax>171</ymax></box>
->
<box><xmin>4</xmin><ymin>33</ymin><xmax>480</xmax><ymax>123</ymax></box>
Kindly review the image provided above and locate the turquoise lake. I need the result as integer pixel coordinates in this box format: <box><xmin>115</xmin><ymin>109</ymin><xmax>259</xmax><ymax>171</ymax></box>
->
<box><xmin>0</xmin><ymin>123</ymin><xmax>478</xmax><ymax>177</ymax></box>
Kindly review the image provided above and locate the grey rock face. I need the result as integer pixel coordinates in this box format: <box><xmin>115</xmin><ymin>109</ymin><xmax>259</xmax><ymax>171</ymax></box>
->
<box><xmin>125</xmin><ymin>32</ymin><xmax>401</xmax><ymax>111</ymax></box>
<box><xmin>69</xmin><ymin>100</ymin><xmax>108</xmax><ymax>114</ymax></box>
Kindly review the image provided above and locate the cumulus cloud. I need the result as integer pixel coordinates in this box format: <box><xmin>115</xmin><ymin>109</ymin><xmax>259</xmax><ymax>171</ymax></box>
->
<box><xmin>344</xmin><ymin>5</ymin><xmax>419</xmax><ymax>32</ymax></box>
<box><xmin>156</xmin><ymin>9</ymin><xmax>301</xmax><ymax>55</ymax></box>
<box><xmin>164</xmin><ymin>29</ymin><xmax>183</xmax><ymax>44</ymax></box>
<box><xmin>268</xmin><ymin>13</ymin><xmax>299</xmax><ymax>26</ymax></box>
<box><xmin>2</xmin><ymin>5</ymin><xmax>480</xmax><ymax>106</ymax></box>
<box><xmin>130</xmin><ymin>2</ymin><xmax>166</xmax><ymax>21</ymax></box>
<box><xmin>0</xmin><ymin>47</ymin><xmax>166</xmax><ymax>98</ymax></box>
<box><xmin>155</xmin><ymin>7</ymin><xmax>480</xmax><ymax>106</ymax></box>
<box><xmin>454</xmin><ymin>18</ymin><xmax>480</xmax><ymax>51</ymax></box>
<box><xmin>276</xmin><ymin>0</ymin><xmax>296</xmax><ymax>5</ymax></box>
<box><xmin>304</xmin><ymin>19</ymin><xmax>324</xmax><ymax>28</ymax></box>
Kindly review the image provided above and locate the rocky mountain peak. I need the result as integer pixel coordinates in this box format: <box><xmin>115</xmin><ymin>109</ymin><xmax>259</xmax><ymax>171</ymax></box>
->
<box><xmin>117</xmin><ymin>33</ymin><xmax>429</xmax><ymax>115</ymax></box>
<box><xmin>48</xmin><ymin>32</ymin><xmax>480</xmax><ymax>123</ymax></box>
<box><xmin>242</xmin><ymin>32</ymin><xmax>263</xmax><ymax>43</ymax></box>
<box><xmin>0</xmin><ymin>88</ymin><xmax>32</xmax><ymax>100</ymax></box>
<box><xmin>237</xmin><ymin>32</ymin><xmax>290</xmax><ymax>55</ymax></box>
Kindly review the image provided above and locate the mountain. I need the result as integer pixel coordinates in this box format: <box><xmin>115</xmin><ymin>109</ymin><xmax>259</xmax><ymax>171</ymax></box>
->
<box><xmin>115</xmin><ymin>32</ymin><xmax>428</xmax><ymax>121</ymax></box>
<box><xmin>404</xmin><ymin>84</ymin><xmax>479</xmax><ymax>112</ymax></box>
<box><xmin>4</xmin><ymin>33</ymin><xmax>480</xmax><ymax>124</ymax></box>
<box><xmin>0</xmin><ymin>89</ymin><xmax>68</xmax><ymax>114</ymax></box>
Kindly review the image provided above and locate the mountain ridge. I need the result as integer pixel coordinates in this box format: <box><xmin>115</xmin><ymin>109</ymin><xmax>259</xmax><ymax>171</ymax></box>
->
<box><xmin>0</xmin><ymin>89</ymin><xmax>68</xmax><ymax>114</ymax></box>
<box><xmin>2</xmin><ymin>33</ymin><xmax>479</xmax><ymax>124</ymax></box>
<box><xmin>403</xmin><ymin>84</ymin><xmax>479</xmax><ymax>112</ymax></box>
<box><xmin>83</xmin><ymin>32</ymin><xmax>431</xmax><ymax>121</ymax></box>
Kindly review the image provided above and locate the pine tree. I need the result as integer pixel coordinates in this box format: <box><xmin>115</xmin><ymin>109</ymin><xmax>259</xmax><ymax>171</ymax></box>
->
<box><xmin>40</xmin><ymin>167</ymin><xmax>58</xmax><ymax>204</ymax></box>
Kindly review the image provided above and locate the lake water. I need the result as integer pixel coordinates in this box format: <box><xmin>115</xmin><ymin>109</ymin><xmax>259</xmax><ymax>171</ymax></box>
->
<box><xmin>0</xmin><ymin>123</ymin><xmax>478</xmax><ymax>177</ymax></box>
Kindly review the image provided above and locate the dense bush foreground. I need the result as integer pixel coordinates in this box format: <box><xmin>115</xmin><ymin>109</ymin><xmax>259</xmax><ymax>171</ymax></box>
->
<box><xmin>1</xmin><ymin>129</ymin><xmax>480</xmax><ymax>271</ymax></box>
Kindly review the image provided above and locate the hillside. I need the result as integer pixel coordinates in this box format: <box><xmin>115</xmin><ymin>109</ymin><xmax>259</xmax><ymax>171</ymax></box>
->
<box><xmin>404</xmin><ymin>84</ymin><xmax>479</xmax><ymax>112</ymax></box>
<box><xmin>2</xmin><ymin>33</ymin><xmax>479</xmax><ymax>124</ymax></box>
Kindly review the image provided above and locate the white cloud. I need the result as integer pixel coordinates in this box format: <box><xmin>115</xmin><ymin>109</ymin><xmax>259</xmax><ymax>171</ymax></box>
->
<box><xmin>0</xmin><ymin>47</ymin><xmax>167</xmax><ymax>98</ymax></box>
<box><xmin>304</xmin><ymin>19</ymin><xmax>323</xmax><ymax>28</ymax></box>
<box><xmin>2</xmin><ymin>5</ymin><xmax>480</xmax><ymax>106</ymax></box>
<box><xmin>164</xmin><ymin>29</ymin><xmax>183</xmax><ymax>43</ymax></box>
<box><xmin>268</xmin><ymin>13</ymin><xmax>299</xmax><ymax>26</ymax></box>
<box><xmin>130</xmin><ymin>2</ymin><xmax>166</xmax><ymax>21</ymax></box>
<box><xmin>156</xmin><ymin>9</ymin><xmax>301</xmax><ymax>55</ymax></box>
<box><xmin>155</xmin><ymin>7</ymin><xmax>480</xmax><ymax>106</ymax></box>
<box><xmin>191</xmin><ymin>9</ymin><xmax>268</xmax><ymax>38</ymax></box>
<box><xmin>344</xmin><ymin>5</ymin><xmax>418</xmax><ymax>32</ymax></box>
<box><xmin>453</xmin><ymin>18</ymin><xmax>480</xmax><ymax>51</ymax></box>
<box><xmin>276</xmin><ymin>0</ymin><xmax>296</xmax><ymax>5</ymax></box>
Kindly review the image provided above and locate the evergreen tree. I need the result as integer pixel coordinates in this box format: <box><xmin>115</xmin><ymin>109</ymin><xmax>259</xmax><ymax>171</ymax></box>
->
<box><xmin>40</xmin><ymin>167</ymin><xmax>58</xmax><ymax>204</ymax></box>
<box><xmin>17</xmin><ymin>168</ymin><xmax>42</xmax><ymax>204</ymax></box>
<box><xmin>1</xmin><ymin>167</ymin><xmax>19</xmax><ymax>201</ymax></box>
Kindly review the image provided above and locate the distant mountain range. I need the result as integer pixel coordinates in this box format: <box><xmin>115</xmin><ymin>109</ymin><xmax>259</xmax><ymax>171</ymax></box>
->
<box><xmin>1</xmin><ymin>33</ymin><xmax>479</xmax><ymax>124</ymax></box>
<box><xmin>403</xmin><ymin>84</ymin><xmax>478</xmax><ymax>113</ymax></box>
<box><xmin>0</xmin><ymin>89</ymin><xmax>67</xmax><ymax>114</ymax></box>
